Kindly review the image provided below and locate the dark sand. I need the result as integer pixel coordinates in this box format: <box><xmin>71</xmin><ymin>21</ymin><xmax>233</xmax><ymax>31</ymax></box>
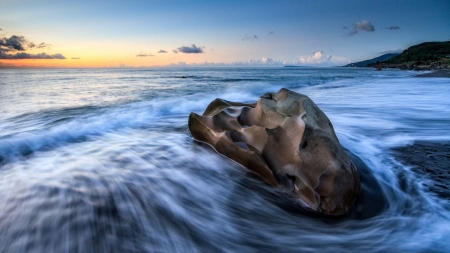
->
<box><xmin>392</xmin><ymin>141</ymin><xmax>450</xmax><ymax>201</ymax></box>
<box><xmin>415</xmin><ymin>70</ymin><xmax>450</xmax><ymax>78</ymax></box>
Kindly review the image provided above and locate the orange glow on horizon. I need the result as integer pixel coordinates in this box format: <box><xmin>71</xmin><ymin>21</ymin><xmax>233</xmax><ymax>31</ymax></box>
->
<box><xmin>0</xmin><ymin>57</ymin><xmax>181</xmax><ymax>68</ymax></box>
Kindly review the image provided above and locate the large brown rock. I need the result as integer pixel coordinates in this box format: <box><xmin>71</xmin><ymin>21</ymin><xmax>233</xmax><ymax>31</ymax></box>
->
<box><xmin>188</xmin><ymin>88</ymin><xmax>360</xmax><ymax>215</ymax></box>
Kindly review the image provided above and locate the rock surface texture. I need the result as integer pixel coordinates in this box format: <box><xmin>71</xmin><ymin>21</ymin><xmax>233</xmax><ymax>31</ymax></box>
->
<box><xmin>188</xmin><ymin>88</ymin><xmax>360</xmax><ymax>215</ymax></box>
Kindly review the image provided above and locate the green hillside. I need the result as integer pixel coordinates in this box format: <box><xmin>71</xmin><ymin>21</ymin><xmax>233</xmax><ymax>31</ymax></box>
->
<box><xmin>344</xmin><ymin>53</ymin><xmax>398</xmax><ymax>67</ymax></box>
<box><xmin>386</xmin><ymin>41</ymin><xmax>450</xmax><ymax>64</ymax></box>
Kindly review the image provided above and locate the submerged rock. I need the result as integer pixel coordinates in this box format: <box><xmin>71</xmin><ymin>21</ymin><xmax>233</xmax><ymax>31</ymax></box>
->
<box><xmin>188</xmin><ymin>88</ymin><xmax>360</xmax><ymax>215</ymax></box>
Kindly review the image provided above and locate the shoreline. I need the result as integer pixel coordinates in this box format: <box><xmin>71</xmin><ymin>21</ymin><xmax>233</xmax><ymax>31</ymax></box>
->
<box><xmin>414</xmin><ymin>69</ymin><xmax>450</xmax><ymax>78</ymax></box>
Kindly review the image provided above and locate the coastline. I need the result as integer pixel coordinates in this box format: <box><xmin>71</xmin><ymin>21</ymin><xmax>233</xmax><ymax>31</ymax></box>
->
<box><xmin>366</xmin><ymin>64</ymin><xmax>450</xmax><ymax>78</ymax></box>
<box><xmin>414</xmin><ymin>69</ymin><xmax>450</xmax><ymax>78</ymax></box>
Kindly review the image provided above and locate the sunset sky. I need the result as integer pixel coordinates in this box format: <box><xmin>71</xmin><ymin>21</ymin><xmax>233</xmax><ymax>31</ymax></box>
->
<box><xmin>1</xmin><ymin>0</ymin><xmax>449</xmax><ymax>68</ymax></box>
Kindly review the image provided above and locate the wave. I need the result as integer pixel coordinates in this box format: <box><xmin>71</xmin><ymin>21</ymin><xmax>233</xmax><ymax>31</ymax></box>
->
<box><xmin>0</xmin><ymin>82</ymin><xmax>285</xmax><ymax>164</ymax></box>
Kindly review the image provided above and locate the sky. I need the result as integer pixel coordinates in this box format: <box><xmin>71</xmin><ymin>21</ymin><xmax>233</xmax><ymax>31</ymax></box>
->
<box><xmin>1</xmin><ymin>0</ymin><xmax>449</xmax><ymax>68</ymax></box>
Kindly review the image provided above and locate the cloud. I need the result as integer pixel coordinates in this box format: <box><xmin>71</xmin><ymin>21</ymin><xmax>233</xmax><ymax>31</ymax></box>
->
<box><xmin>228</xmin><ymin>57</ymin><xmax>284</xmax><ymax>66</ymax></box>
<box><xmin>268</xmin><ymin>31</ymin><xmax>274</xmax><ymax>35</ymax></box>
<box><xmin>296</xmin><ymin>51</ymin><xmax>332</xmax><ymax>64</ymax></box>
<box><xmin>136</xmin><ymin>53</ymin><xmax>154</xmax><ymax>57</ymax></box>
<box><xmin>342</xmin><ymin>26</ymin><xmax>348</xmax><ymax>29</ymax></box>
<box><xmin>72</xmin><ymin>57</ymin><xmax>80</xmax><ymax>60</ymax></box>
<box><xmin>354</xmin><ymin>20</ymin><xmax>375</xmax><ymax>31</ymax></box>
<box><xmin>158</xmin><ymin>50</ymin><xmax>167</xmax><ymax>53</ymax></box>
<box><xmin>0</xmin><ymin>35</ymin><xmax>28</xmax><ymax>51</ymax></box>
<box><xmin>0</xmin><ymin>52</ymin><xmax>66</xmax><ymax>59</ymax></box>
<box><xmin>347</xmin><ymin>29</ymin><xmax>358</xmax><ymax>36</ymax></box>
<box><xmin>35</xmin><ymin>42</ymin><xmax>51</xmax><ymax>49</ymax></box>
<box><xmin>168</xmin><ymin>62</ymin><xmax>186</xmax><ymax>66</ymax></box>
<box><xmin>27</xmin><ymin>42</ymin><xmax>51</xmax><ymax>49</ymax></box>
<box><xmin>242</xmin><ymin>34</ymin><xmax>259</xmax><ymax>41</ymax></box>
<box><xmin>346</xmin><ymin>20</ymin><xmax>375</xmax><ymax>36</ymax></box>
<box><xmin>253</xmin><ymin>57</ymin><xmax>281</xmax><ymax>65</ymax></box>
<box><xmin>172</xmin><ymin>50</ymin><xmax>178</xmax><ymax>53</ymax></box>
<box><xmin>0</xmin><ymin>34</ymin><xmax>64</xmax><ymax>59</ymax></box>
<box><xmin>158</xmin><ymin>53</ymin><xmax>349</xmax><ymax>67</ymax></box>
<box><xmin>176</xmin><ymin>44</ymin><xmax>204</xmax><ymax>54</ymax></box>
<box><xmin>163</xmin><ymin>58</ymin><xmax>284</xmax><ymax>67</ymax></box>
<box><xmin>1</xmin><ymin>36</ymin><xmax>50</xmax><ymax>51</ymax></box>
<box><xmin>383</xmin><ymin>26</ymin><xmax>400</xmax><ymax>30</ymax></box>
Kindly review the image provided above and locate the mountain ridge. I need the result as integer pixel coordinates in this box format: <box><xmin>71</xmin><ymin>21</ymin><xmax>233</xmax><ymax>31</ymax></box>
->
<box><xmin>343</xmin><ymin>53</ymin><xmax>399</xmax><ymax>67</ymax></box>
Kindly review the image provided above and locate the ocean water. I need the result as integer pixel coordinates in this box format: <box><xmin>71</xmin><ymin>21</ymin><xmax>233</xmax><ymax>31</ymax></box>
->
<box><xmin>0</xmin><ymin>67</ymin><xmax>449</xmax><ymax>253</ymax></box>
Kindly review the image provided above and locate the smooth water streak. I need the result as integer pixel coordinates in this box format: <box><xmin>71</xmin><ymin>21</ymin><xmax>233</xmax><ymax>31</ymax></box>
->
<box><xmin>0</xmin><ymin>67</ymin><xmax>449</xmax><ymax>252</ymax></box>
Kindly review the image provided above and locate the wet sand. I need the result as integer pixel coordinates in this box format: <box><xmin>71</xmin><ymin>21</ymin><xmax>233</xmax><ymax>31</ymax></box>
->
<box><xmin>392</xmin><ymin>141</ymin><xmax>450</xmax><ymax>201</ymax></box>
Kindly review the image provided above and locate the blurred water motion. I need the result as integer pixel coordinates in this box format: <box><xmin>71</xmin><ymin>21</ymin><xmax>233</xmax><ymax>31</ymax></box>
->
<box><xmin>0</xmin><ymin>67</ymin><xmax>449</xmax><ymax>252</ymax></box>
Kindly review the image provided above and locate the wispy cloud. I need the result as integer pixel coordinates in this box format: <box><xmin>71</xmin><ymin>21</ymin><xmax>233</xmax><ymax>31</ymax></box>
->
<box><xmin>136</xmin><ymin>53</ymin><xmax>154</xmax><ymax>57</ymax></box>
<box><xmin>72</xmin><ymin>57</ymin><xmax>80</xmax><ymax>60</ymax></box>
<box><xmin>383</xmin><ymin>26</ymin><xmax>400</xmax><ymax>30</ymax></box>
<box><xmin>158</xmin><ymin>49</ymin><xmax>167</xmax><ymax>53</ymax></box>
<box><xmin>176</xmin><ymin>44</ymin><xmax>204</xmax><ymax>54</ymax></box>
<box><xmin>0</xmin><ymin>52</ymin><xmax>65</xmax><ymax>59</ymax></box>
<box><xmin>345</xmin><ymin>20</ymin><xmax>375</xmax><ymax>36</ymax></box>
<box><xmin>242</xmin><ymin>34</ymin><xmax>259</xmax><ymax>41</ymax></box>
<box><xmin>268</xmin><ymin>31</ymin><xmax>274</xmax><ymax>35</ymax></box>
<box><xmin>32</xmin><ymin>42</ymin><xmax>51</xmax><ymax>49</ymax></box>
<box><xmin>347</xmin><ymin>29</ymin><xmax>358</xmax><ymax>36</ymax></box>
<box><xmin>172</xmin><ymin>50</ymin><xmax>178</xmax><ymax>54</ymax></box>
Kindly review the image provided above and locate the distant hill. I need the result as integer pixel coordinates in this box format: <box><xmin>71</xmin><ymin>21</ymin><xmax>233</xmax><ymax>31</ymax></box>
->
<box><xmin>385</xmin><ymin>41</ymin><xmax>450</xmax><ymax>64</ymax></box>
<box><xmin>343</xmin><ymin>53</ymin><xmax>399</xmax><ymax>67</ymax></box>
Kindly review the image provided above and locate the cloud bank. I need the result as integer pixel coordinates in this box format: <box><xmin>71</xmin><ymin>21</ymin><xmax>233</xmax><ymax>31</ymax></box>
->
<box><xmin>160</xmin><ymin>52</ymin><xmax>347</xmax><ymax>67</ymax></box>
<box><xmin>296</xmin><ymin>51</ymin><xmax>332</xmax><ymax>64</ymax></box>
<box><xmin>176</xmin><ymin>44</ymin><xmax>204</xmax><ymax>53</ymax></box>
<box><xmin>0</xmin><ymin>34</ymin><xmax>65</xmax><ymax>59</ymax></box>
<box><xmin>0</xmin><ymin>52</ymin><xmax>65</xmax><ymax>59</ymax></box>
<box><xmin>164</xmin><ymin>57</ymin><xmax>283</xmax><ymax>67</ymax></box>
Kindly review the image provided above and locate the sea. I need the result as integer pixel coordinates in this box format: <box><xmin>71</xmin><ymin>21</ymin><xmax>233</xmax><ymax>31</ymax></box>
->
<box><xmin>0</xmin><ymin>67</ymin><xmax>449</xmax><ymax>253</ymax></box>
